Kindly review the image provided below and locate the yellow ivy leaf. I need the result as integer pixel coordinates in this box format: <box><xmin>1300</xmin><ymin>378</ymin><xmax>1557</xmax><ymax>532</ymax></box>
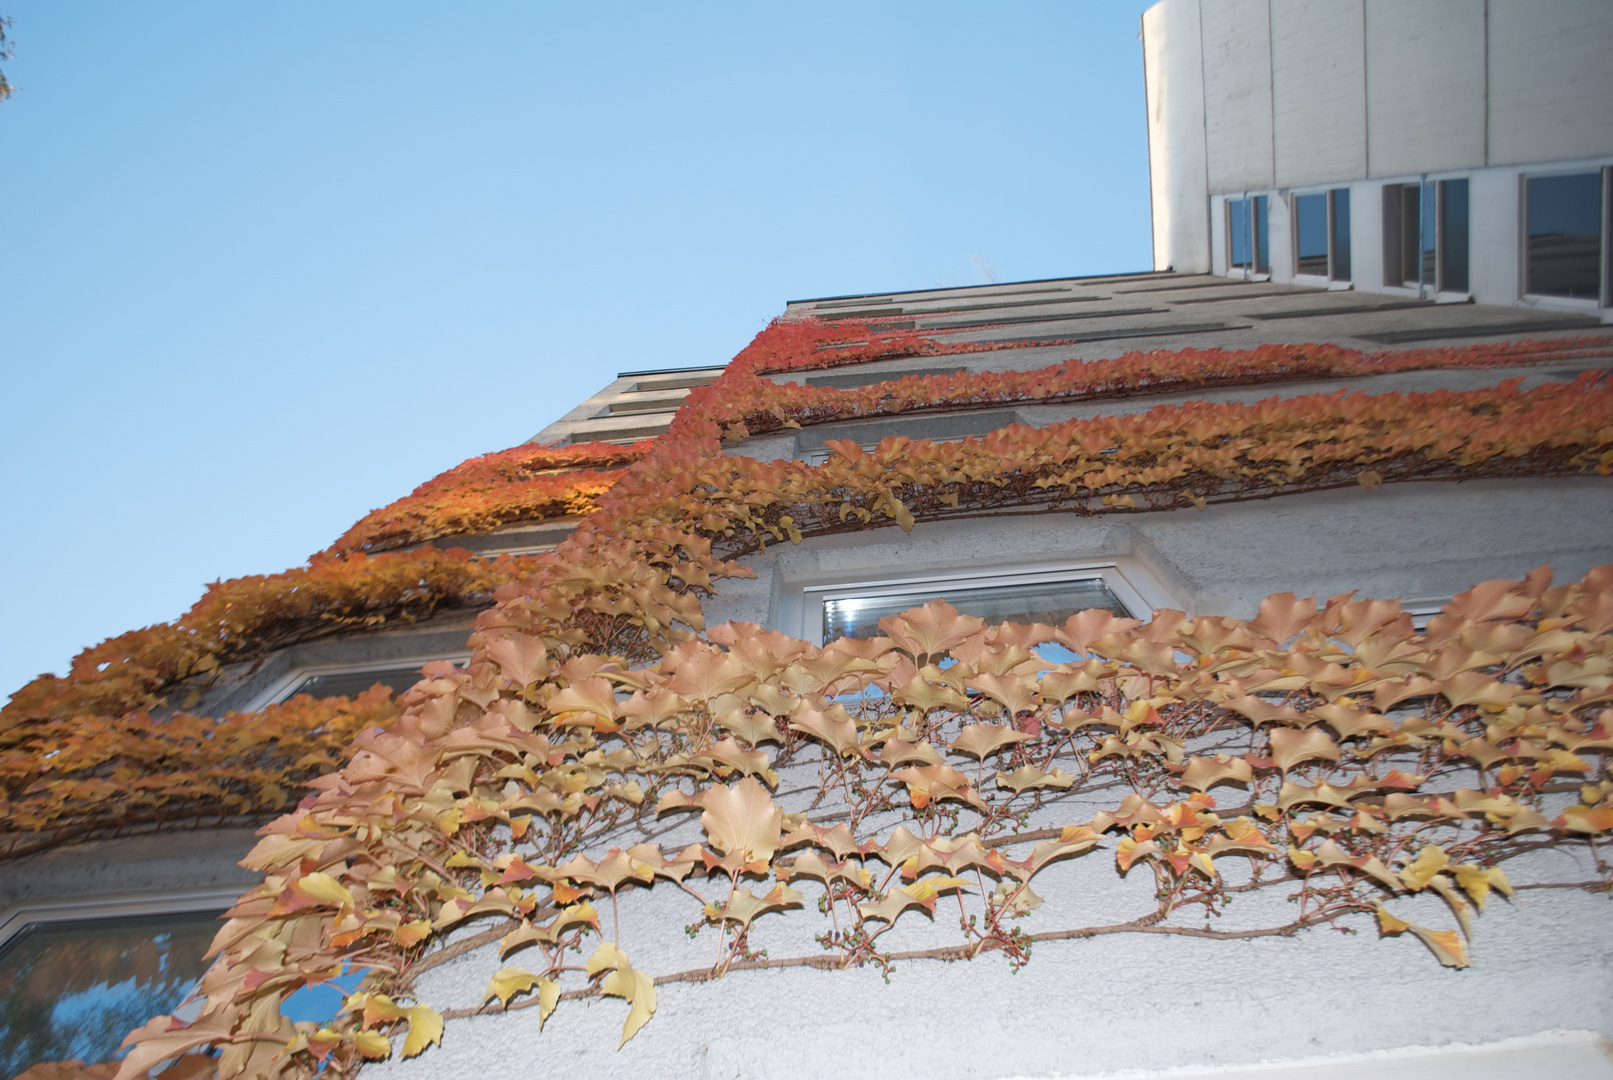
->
<box><xmin>484</xmin><ymin>967</ymin><xmax>540</xmax><ymax>1006</ymax></box>
<box><xmin>353</xmin><ymin>1030</ymin><xmax>392</xmax><ymax>1059</ymax></box>
<box><xmin>401</xmin><ymin>1005</ymin><xmax>443</xmax><ymax>1058</ymax></box>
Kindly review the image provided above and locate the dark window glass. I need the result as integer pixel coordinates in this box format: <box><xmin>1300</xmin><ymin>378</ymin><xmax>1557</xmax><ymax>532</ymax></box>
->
<box><xmin>0</xmin><ymin>911</ymin><xmax>221</xmax><ymax>1077</ymax></box>
<box><xmin>1396</xmin><ymin>184</ymin><xmax>1422</xmax><ymax>286</ymax></box>
<box><xmin>288</xmin><ymin>665</ymin><xmax>429</xmax><ymax>700</ymax></box>
<box><xmin>1420</xmin><ymin>181</ymin><xmax>1438</xmax><ymax>287</ymax></box>
<box><xmin>1295</xmin><ymin>193</ymin><xmax>1329</xmax><ymax>276</ymax></box>
<box><xmin>1228</xmin><ymin>198</ymin><xmax>1252</xmax><ymax>269</ymax></box>
<box><xmin>1330</xmin><ymin>188</ymin><xmax>1352</xmax><ymax>281</ymax></box>
<box><xmin>1440</xmin><ymin>179</ymin><xmax>1470</xmax><ymax>293</ymax></box>
<box><xmin>824</xmin><ymin>579</ymin><xmax>1131</xmax><ymax>642</ymax></box>
<box><xmin>1527</xmin><ymin>172</ymin><xmax>1602</xmax><ymax>300</ymax></box>
<box><xmin>1254</xmin><ymin>195</ymin><xmax>1270</xmax><ymax>272</ymax></box>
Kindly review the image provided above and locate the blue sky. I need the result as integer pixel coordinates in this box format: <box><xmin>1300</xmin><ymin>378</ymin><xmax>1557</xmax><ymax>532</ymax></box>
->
<box><xmin>0</xmin><ymin>2</ymin><xmax>1158</xmax><ymax>699</ymax></box>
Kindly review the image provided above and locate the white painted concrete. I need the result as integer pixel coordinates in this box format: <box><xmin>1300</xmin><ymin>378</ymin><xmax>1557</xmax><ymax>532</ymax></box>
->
<box><xmin>1199</xmin><ymin>0</ymin><xmax>1275</xmax><ymax>195</ymax></box>
<box><xmin>1363</xmin><ymin>0</ymin><xmax>1487</xmax><ymax>179</ymax></box>
<box><xmin>1143</xmin><ymin>0</ymin><xmax>1212</xmax><ymax>273</ymax></box>
<box><xmin>1487</xmin><ymin>0</ymin><xmax>1613</xmax><ymax>168</ymax></box>
<box><xmin>1270</xmin><ymin>0</ymin><xmax>1366</xmax><ymax>190</ymax></box>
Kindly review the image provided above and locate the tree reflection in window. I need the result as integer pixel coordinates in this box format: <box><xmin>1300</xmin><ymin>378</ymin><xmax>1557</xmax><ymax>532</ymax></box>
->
<box><xmin>0</xmin><ymin>910</ymin><xmax>221</xmax><ymax>1077</ymax></box>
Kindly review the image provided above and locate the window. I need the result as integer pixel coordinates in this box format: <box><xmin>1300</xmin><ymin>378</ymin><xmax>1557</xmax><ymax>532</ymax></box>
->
<box><xmin>788</xmin><ymin>564</ymin><xmax>1167</xmax><ymax>646</ymax></box>
<box><xmin>1383</xmin><ymin>179</ymin><xmax>1468</xmax><ymax>294</ymax></box>
<box><xmin>1228</xmin><ymin>195</ymin><xmax>1269</xmax><ymax>275</ymax></box>
<box><xmin>1294</xmin><ymin>193</ymin><xmax>1328</xmax><ymax>277</ymax></box>
<box><xmin>1525</xmin><ymin>170</ymin><xmax>1605</xmax><ymax>302</ymax></box>
<box><xmin>0</xmin><ymin>902</ymin><xmax>228</xmax><ymax>1077</ymax></box>
<box><xmin>243</xmin><ymin>654</ymin><xmax>468</xmax><ymax>711</ymax></box>
<box><xmin>1293</xmin><ymin>188</ymin><xmax>1351</xmax><ymax>282</ymax></box>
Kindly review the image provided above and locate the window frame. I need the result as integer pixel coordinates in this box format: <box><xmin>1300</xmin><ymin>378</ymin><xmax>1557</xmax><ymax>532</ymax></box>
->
<box><xmin>779</xmin><ymin>560</ymin><xmax>1175</xmax><ymax>647</ymax></box>
<box><xmin>240</xmin><ymin>652</ymin><xmax>471</xmax><ymax>712</ymax></box>
<box><xmin>1289</xmin><ymin>187</ymin><xmax>1353</xmax><ymax>286</ymax></box>
<box><xmin>0</xmin><ymin>887</ymin><xmax>240</xmax><ymax>951</ymax></box>
<box><xmin>1381</xmin><ymin>177</ymin><xmax>1472</xmax><ymax>300</ymax></box>
<box><xmin>1226</xmin><ymin>194</ymin><xmax>1270</xmax><ymax>279</ymax></box>
<box><xmin>1520</xmin><ymin>165</ymin><xmax>1610</xmax><ymax>310</ymax></box>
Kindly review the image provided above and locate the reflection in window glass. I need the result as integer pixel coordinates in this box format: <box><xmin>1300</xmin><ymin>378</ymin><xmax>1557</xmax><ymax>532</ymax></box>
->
<box><xmin>1419</xmin><ymin>181</ymin><xmax>1438</xmax><ymax>286</ymax></box>
<box><xmin>1527</xmin><ymin>172</ymin><xmax>1602</xmax><ymax>300</ymax></box>
<box><xmin>1440</xmin><ymin>179</ymin><xmax>1469</xmax><ymax>293</ymax></box>
<box><xmin>1254</xmin><ymin>195</ymin><xmax>1270</xmax><ymax>272</ymax></box>
<box><xmin>0</xmin><ymin>911</ymin><xmax>221</xmax><ymax>1077</ymax></box>
<box><xmin>1228</xmin><ymin>198</ymin><xmax>1251</xmax><ymax>269</ymax></box>
<box><xmin>824</xmin><ymin>578</ymin><xmax>1131</xmax><ymax>642</ymax></box>
<box><xmin>288</xmin><ymin>665</ymin><xmax>430</xmax><ymax>700</ymax></box>
<box><xmin>1227</xmin><ymin>196</ymin><xmax>1269</xmax><ymax>273</ymax></box>
<box><xmin>1330</xmin><ymin>188</ymin><xmax>1352</xmax><ymax>281</ymax></box>
<box><xmin>1294</xmin><ymin>194</ymin><xmax>1328</xmax><ymax>276</ymax></box>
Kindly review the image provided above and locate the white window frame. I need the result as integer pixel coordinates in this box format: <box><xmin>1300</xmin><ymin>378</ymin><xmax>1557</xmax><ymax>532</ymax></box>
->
<box><xmin>1288</xmin><ymin>187</ymin><xmax>1354</xmax><ymax>290</ymax></box>
<box><xmin>240</xmin><ymin>652</ymin><xmax>470</xmax><ymax>713</ymax></box>
<box><xmin>779</xmin><ymin>560</ymin><xmax>1177</xmax><ymax>646</ymax></box>
<box><xmin>1224</xmin><ymin>193</ymin><xmax>1271</xmax><ymax>280</ymax></box>
<box><xmin>0</xmin><ymin>887</ymin><xmax>242</xmax><ymax>951</ymax></box>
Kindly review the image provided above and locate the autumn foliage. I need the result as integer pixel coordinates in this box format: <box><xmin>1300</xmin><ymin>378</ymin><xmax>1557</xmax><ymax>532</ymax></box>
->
<box><xmin>3</xmin><ymin>314</ymin><xmax>1611</xmax><ymax>1079</ymax></box>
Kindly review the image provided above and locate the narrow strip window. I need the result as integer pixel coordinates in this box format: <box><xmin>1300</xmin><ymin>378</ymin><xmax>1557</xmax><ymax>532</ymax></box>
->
<box><xmin>1226</xmin><ymin>196</ymin><xmax>1269</xmax><ymax>275</ymax></box>
<box><xmin>1329</xmin><ymin>188</ymin><xmax>1352</xmax><ymax>282</ymax></box>
<box><xmin>1439</xmin><ymin>179</ymin><xmax>1469</xmax><ymax>294</ymax></box>
<box><xmin>283</xmin><ymin>664</ymin><xmax>439</xmax><ymax>701</ymax></box>
<box><xmin>1294</xmin><ymin>193</ymin><xmax>1329</xmax><ymax>277</ymax></box>
<box><xmin>1526</xmin><ymin>171</ymin><xmax>1603</xmax><ymax>301</ymax></box>
<box><xmin>822</xmin><ymin>577</ymin><xmax>1131</xmax><ymax>643</ymax></box>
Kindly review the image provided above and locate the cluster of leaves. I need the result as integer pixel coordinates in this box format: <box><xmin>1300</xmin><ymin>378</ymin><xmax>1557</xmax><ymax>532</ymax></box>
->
<box><xmin>323</xmin><ymin>441</ymin><xmax>654</xmax><ymax>558</ymax></box>
<box><xmin>0</xmin><ymin>687</ymin><xmax>402</xmax><ymax>860</ymax></box>
<box><xmin>109</xmin><ymin>564</ymin><xmax>1613</xmax><ymax>1077</ymax></box>
<box><xmin>618</xmin><ymin>376</ymin><xmax>1613</xmax><ymax>558</ymax></box>
<box><xmin>9</xmin><ymin>305</ymin><xmax>1613</xmax><ymax>1078</ymax></box>
<box><xmin>685</xmin><ymin>333</ymin><xmax>1613</xmax><ymax>441</ymax></box>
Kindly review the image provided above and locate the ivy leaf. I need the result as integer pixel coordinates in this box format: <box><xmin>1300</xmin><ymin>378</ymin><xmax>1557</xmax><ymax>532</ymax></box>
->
<box><xmin>354</xmin><ymin>1030</ymin><xmax>392</xmax><ymax>1059</ymax></box>
<box><xmin>401</xmin><ymin>1005</ymin><xmax>443</xmax><ymax>1058</ymax></box>
<box><xmin>788</xmin><ymin>703</ymin><xmax>862</xmax><ymax>758</ymax></box>
<box><xmin>995</xmin><ymin>765</ymin><xmax>1076</xmax><ymax>793</ymax></box>
<box><xmin>1268</xmin><ymin>727</ymin><xmax>1342</xmax><ymax>772</ymax></box>
<box><xmin>703</xmin><ymin>883</ymin><xmax>804</xmax><ymax>928</ymax></box>
<box><xmin>1180</xmin><ymin>754</ymin><xmax>1253</xmax><ymax>792</ymax></box>
<box><xmin>484</xmin><ymin>967</ymin><xmax>542</xmax><ymax>1006</ymax></box>
<box><xmin>950</xmin><ymin>722</ymin><xmax>1032</xmax><ymax>761</ymax></box>
<box><xmin>589</xmin><ymin>943</ymin><xmax>658</xmax><ymax>1047</ymax></box>
<box><xmin>699</xmin><ymin>777</ymin><xmax>784</xmax><ymax>873</ymax></box>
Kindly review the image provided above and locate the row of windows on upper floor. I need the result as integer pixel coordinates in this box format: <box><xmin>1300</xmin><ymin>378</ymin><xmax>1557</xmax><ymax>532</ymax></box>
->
<box><xmin>1226</xmin><ymin>167</ymin><xmax>1613</xmax><ymax>307</ymax></box>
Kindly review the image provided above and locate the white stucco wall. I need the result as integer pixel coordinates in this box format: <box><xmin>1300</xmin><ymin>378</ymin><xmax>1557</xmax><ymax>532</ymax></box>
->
<box><xmin>1142</xmin><ymin>0</ymin><xmax>1211</xmax><ymax>273</ymax></box>
<box><xmin>1487</xmin><ymin>0</ymin><xmax>1613</xmax><ymax>168</ymax></box>
<box><xmin>1270</xmin><ymin>0</ymin><xmax>1366</xmax><ymax>190</ymax></box>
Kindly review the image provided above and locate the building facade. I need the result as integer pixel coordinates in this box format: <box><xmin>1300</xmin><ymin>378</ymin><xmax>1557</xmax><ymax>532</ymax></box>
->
<box><xmin>1143</xmin><ymin>0</ymin><xmax>1613</xmax><ymax>320</ymax></box>
<box><xmin>4</xmin><ymin>7</ymin><xmax>1613</xmax><ymax>1076</ymax></box>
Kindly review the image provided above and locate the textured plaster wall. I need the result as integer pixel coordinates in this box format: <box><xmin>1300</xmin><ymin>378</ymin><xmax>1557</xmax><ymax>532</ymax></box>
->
<box><xmin>0</xmin><ymin>828</ymin><xmax>261</xmax><ymax>913</ymax></box>
<box><xmin>365</xmin><ymin>767</ymin><xmax>1613</xmax><ymax>1079</ymax></box>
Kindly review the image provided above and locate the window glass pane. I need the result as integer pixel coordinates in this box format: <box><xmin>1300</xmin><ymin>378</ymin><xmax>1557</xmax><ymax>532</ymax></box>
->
<box><xmin>288</xmin><ymin>665</ymin><xmax>428</xmax><ymax>700</ymax></box>
<box><xmin>1228</xmin><ymin>199</ymin><xmax>1251</xmax><ymax>269</ymax></box>
<box><xmin>0</xmin><ymin>911</ymin><xmax>221</xmax><ymax>1077</ymax></box>
<box><xmin>824</xmin><ymin>579</ymin><xmax>1131</xmax><ymax>642</ymax></box>
<box><xmin>1527</xmin><ymin>172</ymin><xmax>1603</xmax><ymax>300</ymax></box>
<box><xmin>1254</xmin><ymin>195</ymin><xmax>1270</xmax><ymax>272</ymax></box>
<box><xmin>1294</xmin><ymin>193</ymin><xmax>1328</xmax><ymax>276</ymax></box>
<box><xmin>1419</xmin><ymin>181</ymin><xmax>1438</xmax><ymax>286</ymax></box>
<box><xmin>1330</xmin><ymin>188</ymin><xmax>1352</xmax><ymax>280</ymax></box>
<box><xmin>1440</xmin><ymin>179</ymin><xmax>1469</xmax><ymax>293</ymax></box>
<box><xmin>1400</xmin><ymin>184</ymin><xmax>1422</xmax><ymax>285</ymax></box>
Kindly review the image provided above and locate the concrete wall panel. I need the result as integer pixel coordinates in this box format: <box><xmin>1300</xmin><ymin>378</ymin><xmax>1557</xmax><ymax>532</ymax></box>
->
<box><xmin>1143</xmin><ymin>0</ymin><xmax>1212</xmax><ymax>272</ymax></box>
<box><xmin>1468</xmin><ymin>165</ymin><xmax>1522</xmax><ymax>304</ymax></box>
<box><xmin>1364</xmin><ymin>0</ymin><xmax>1486</xmax><ymax>177</ymax></box>
<box><xmin>1271</xmin><ymin>0</ymin><xmax>1367</xmax><ymax>188</ymax></box>
<box><xmin>1201</xmin><ymin>0</ymin><xmax>1275</xmax><ymax>192</ymax></box>
<box><xmin>1487</xmin><ymin>0</ymin><xmax>1613</xmax><ymax>166</ymax></box>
